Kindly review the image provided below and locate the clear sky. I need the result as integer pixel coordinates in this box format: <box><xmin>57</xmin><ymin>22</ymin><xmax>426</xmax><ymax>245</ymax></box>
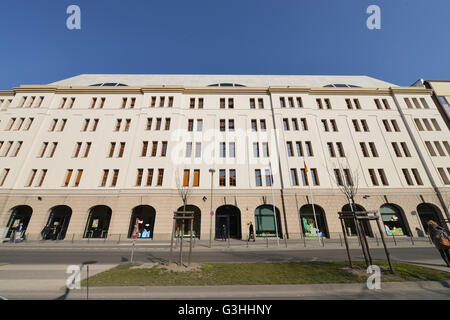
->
<box><xmin>0</xmin><ymin>0</ymin><xmax>449</xmax><ymax>89</ymax></box>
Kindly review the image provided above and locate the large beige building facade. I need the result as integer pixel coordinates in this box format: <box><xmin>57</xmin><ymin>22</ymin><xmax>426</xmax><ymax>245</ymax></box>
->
<box><xmin>0</xmin><ymin>74</ymin><xmax>449</xmax><ymax>241</ymax></box>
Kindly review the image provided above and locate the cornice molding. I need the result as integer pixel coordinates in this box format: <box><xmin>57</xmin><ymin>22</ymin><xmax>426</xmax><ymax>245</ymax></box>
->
<box><xmin>0</xmin><ymin>90</ymin><xmax>14</xmax><ymax>96</ymax></box>
<box><xmin>10</xmin><ymin>84</ymin><xmax>434</xmax><ymax>96</ymax></box>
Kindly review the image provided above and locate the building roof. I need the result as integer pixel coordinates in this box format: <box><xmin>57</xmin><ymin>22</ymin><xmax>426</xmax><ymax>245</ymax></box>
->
<box><xmin>50</xmin><ymin>74</ymin><xmax>398</xmax><ymax>88</ymax></box>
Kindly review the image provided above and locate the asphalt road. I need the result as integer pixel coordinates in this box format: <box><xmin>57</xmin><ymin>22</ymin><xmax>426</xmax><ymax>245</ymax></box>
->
<box><xmin>0</xmin><ymin>246</ymin><xmax>446</xmax><ymax>268</ymax></box>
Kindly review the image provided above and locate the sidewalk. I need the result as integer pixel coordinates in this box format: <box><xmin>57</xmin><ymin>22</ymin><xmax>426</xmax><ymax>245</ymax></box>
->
<box><xmin>1</xmin><ymin>280</ymin><xmax>450</xmax><ymax>300</ymax></box>
<box><xmin>0</xmin><ymin>237</ymin><xmax>434</xmax><ymax>251</ymax></box>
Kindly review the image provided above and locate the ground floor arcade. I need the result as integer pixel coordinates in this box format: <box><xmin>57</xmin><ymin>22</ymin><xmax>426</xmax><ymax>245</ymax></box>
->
<box><xmin>0</xmin><ymin>188</ymin><xmax>448</xmax><ymax>241</ymax></box>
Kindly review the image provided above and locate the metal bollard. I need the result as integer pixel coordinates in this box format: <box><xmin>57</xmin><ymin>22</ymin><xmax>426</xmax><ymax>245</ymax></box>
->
<box><xmin>284</xmin><ymin>235</ymin><xmax>288</xmax><ymax>248</ymax></box>
<box><xmin>227</xmin><ymin>237</ymin><xmax>230</xmax><ymax>248</ymax></box>
<box><xmin>117</xmin><ymin>234</ymin><xmax>121</xmax><ymax>244</ymax></box>
<box><xmin>339</xmin><ymin>234</ymin><xmax>343</xmax><ymax>247</ymax></box>
<box><xmin>266</xmin><ymin>238</ymin><xmax>269</xmax><ymax>248</ymax></box>
<box><xmin>321</xmin><ymin>236</ymin><xmax>325</xmax><ymax>247</ymax></box>
<box><xmin>410</xmin><ymin>235</ymin><xmax>414</xmax><ymax>245</ymax></box>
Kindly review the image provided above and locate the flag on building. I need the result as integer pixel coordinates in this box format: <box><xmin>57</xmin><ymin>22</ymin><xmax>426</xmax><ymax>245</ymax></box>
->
<box><xmin>303</xmin><ymin>160</ymin><xmax>309</xmax><ymax>185</ymax></box>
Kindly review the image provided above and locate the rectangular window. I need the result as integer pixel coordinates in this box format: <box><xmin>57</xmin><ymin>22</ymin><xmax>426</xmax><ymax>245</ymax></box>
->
<box><xmin>253</xmin><ymin>142</ymin><xmax>259</xmax><ymax>158</ymax></box>
<box><xmin>283</xmin><ymin>118</ymin><xmax>289</xmax><ymax>131</ymax></box>
<box><xmin>317</xmin><ymin>99</ymin><xmax>323</xmax><ymax>109</ymax></box>
<box><xmin>197</xmin><ymin>119</ymin><xmax>203</xmax><ymax>132</ymax></box>
<box><xmin>186</xmin><ymin>142</ymin><xmax>192</xmax><ymax>157</ymax></box>
<box><xmin>412</xmin><ymin>98</ymin><xmax>421</xmax><ymax>109</ymax></box>
<box><xmin>161</xmin><ymin>141</ymin><xmax>167</xmax><ymax>157</ymax></box>
<box><xmin>375</xmin><ymin>99</ymin><xmax>382</xmax><ymax>109</ymax></box>
<box><xmin>90</xmin><ymin>98</ymin><xmax>97</xmax><ymax>109</ymax></box>
<box><xmin>130</xmin><ymin>98</ymin><xmax>136</xmax><ymax>108</ymax></box>
<box><xmin>353</xmin><ymin>99</ymin><xmax>361</xmax><ymax>109</ymax></box>
<box><xmin>115</xmin><ymin>119</ymin><xmax>122</xmax><ymax>132</ymax></box>
<box><xmin>437</xmin><ymin>168</ymin><xmax>450</xmax><ymax>185</ymax></box>
<box><xmin>59</xmin><ymin>97</ymin><xmax>67</xmax><ymax>109</ymax></box>
<box><xmin>288</xmin><ymin>97</ymin><xmax>294</xmax><ymax>108</ymax></box>
<box><xmin>296</xmin><ymin>142</ymin><xmax>303</xmax><ymax>157</ymax></box>
<box><xmin>190</xmin><ymin>98</ymin><xmax>195</xmax><ymax>109</ymax></box>
<box><xmin>195</xmin><ymin>142</ymin><xmax>202</xmax><ymax>158</ymax></box>
<box><xmin>118</xmin><ymin>142</ymin><xmax>125</xmax><ymax>158</ymax></box>
<box><xmin>255</xmin><ymin>169</ymin><xmax>262</xmax><ymax>186</ymax></box>
<box><xmin>198</xmin><ymin>98</ymin><xmax>203</xmax><ymax>109</ymax></box>
<box><xmin>291</xmin><ymin>169</ymin><xmax>299</xmax><ymax>186</ymax></box>
<box><xmin>431</xmin><ymin>119</ymin><xmax>441</xmax><ymax>131</ymax></box>
<box><xmin>265</xmin><ymin>169</ymin><xmax>272</xmax><ymax>186</ymax></box>
<box><xmin>99</xmin><ymin>97</ymin><xmax>105</xmax><ymax>108</ymax></box>
<box><xmin>325</xmin><ymin>98</ymin><xmax>332</xmax><ymax>109</ymax></box>
<box><xmin>251</xmin><ymin>119</ymin><xmax>257</xmax><ymax>131</ymax></box>
<box><xmin>286</xmin><ymin>142</ymin><xmax>293</xmax><ymax>157</ymax></box>
<box><xmin>37</xmin><ymin>169</ymin><xmax>47</xmax><ymax>187</ymax></box>
<box><xmin>219</xmin><ymin>169</ymin><xmax>226</xmax><ymax>186</ymax></box>
<box><xmin>219</xmin><ymin>119</ymin><xmax>226</xmax><ymax>131</ymax></box>
<box><xmin>0</xmin><ymin>168</ymin><xmax>10</xmax><ymax>187</ymax></box>
<box><xmin>228</xmin><ymin>119</ymin><xmax>235</xmax><ymax>131</ymax></box>
<box><xmin>391</xmin><ymin>120</ymin><xmax>400</xmax><ymax>132</ymax></box>
<box><xmin>228</xmin><ymin>98</ymin><xmax>234</xmax><ymax>109</ymax></box>
<box><xmin>27</xmin><ymin>169</ymin><xmax>37</xmax><ymax>187</ymax></box>
<box><xmin>111</xmin><ymin>169</ymin><xmax>119</xmax><ymax>187</ymax></box>
<box><xmin>400</xmin><ymin>142</ymin><xmax>411</xmax><ymax>157</ymax></box>
<box><xmin>39</xmin><ymin>142</ymin><xmax>49</xmax><ymax>158</ymax></box>
<box><xmin>220</xmin><ymin>98</ymin><xmax>225</xmax><ymax>109</ymax></box>
<box><xmin>12</xmin><ymin>141</ymin><xmax>23</xmax><ymax>157</ymax></box>
<box><xmin>136</xmin><ymin>169</ymin><xmax>143</xmax><ymax>186</ymax></box>
<box><xmin>183</xmin><ymin>169</ymin><xmax>190</xmax><ymax>187</ymax></box>
<box><xmin>220</xmin><ymin>142</ymin><xmax>226</xmax><ymax>158</ymax></box>
<box><xmin>83</xmin><ymin>142</ymin><xmax>91</xmax><ymax>158</ymax></box>
<box><xmin>346</xmin><ymin>99</ymin><xmax>352</xmax><ymax>109</ymax></box>
<box><xmin>343</xmin><ymin>169</ymin><xmax>353</xmax><ymax>186</ymax></box>
<box><xmin>411</xmin><ymin>168</ymin><xmax>423</xmax><ymax>185</ymax></box>
<box><xmin>322</xmin><ymin>120</ymin><xmax>329</xmax><ymax>132</ymax></box>
<box><xmin>369</xmin><ymin>169</ymin><xmax>379</xmax><ymax>186</ymax></box>
<box><xmin>262</xmin><ymin>142</ymin><xmax>269</xmax><ymax>157</ymax></box>
<box><xmin>378</xmin><ymin>169</ymin><xmax>389</xmax><ymax>186</ymax></box>
<box><xmin>3</xmin><ymin>141</ymin><xmax>13</xmax><ymax>157</ymax></box>
<box><xmin>25</xmin><ymin>118</ymin><xmax>34</xmax><ymax>130</ymax></box>
<box><xmin>83</xmin><ymin>119</ymin><xmax>90</xmax><ymax>131</ymax></box>
<box><xmin>92</xmin><ymin>119</ymin><xmax>99</xmax><ymax>131</ymax></box>
<box><xmin>101</xmin><ymin>170</ymin><xmax>109</xmax><ymax>187</ymax></box>
<box><xmin>382</xmin><ymin>99</ymin><xmax>390</xmax><ymax>109</ymax></box>
<box><xmin>59</xmin><ymin>119</ymin><xmax>67</xmax><ymax>131</ymax></box>
<box><xmin>151</xmin><ymin>142</ymin><xmax>158</xmax><ymax>157</ymax></box>
<box><xmin>159</xmin><ymin>97</ymin><xmax>164</xmax><ymax>107</ymax></box>
<box><xmin>327</xmin><ymin>142</ymin><xmax>336</xmax><ymax>158</ymax></box>
<box><xmin>73</xmin><ymin>142</ymin><xmax>82</xmax><ymax>158</ymax></box>
<box><xmin>336</xmin><ymin>142</ymin><xmax>345</xmax><ymax>157</ymax></box>
<box><xmin>292</xmin><ymin>118</ymin><xmax>299</xmax><ymax>131</ymax></box>
<box><xmin>7</xmin><ymin>118</ymin><xmax>16</xmax><ymax>131</ymax></box>
<box><xmin>49</xmin><ymin>143</ymin><xmax>57</xmax><ymax>158</ymax></box>
<box><xmin>404</xmin><ymin>98</ymin><xmax>413</xmax><ymax>109</ymax></box>
<box><xmin>229</xmin><ymin>142</ymin><xmax>235</xmax><ymax>158</ymax></box>
<box><xmin>361</xmin><ymin>120</ymin><xmax>369</xmax><ymax>132</ymax></box>
<box><xmin>188</xmin><ymin>119</ymin><xmax>194</xmax><ymax>131</ymax></box>
<box><xmin>360</xmin><ymin>142</ymin><xmax>369</xmax><ymax>157</ymax></box>
<box><xmin>250</xmin><ymin>98</ymin><xmax>255</xmax><ymax>109</ymax></box>
<box><xmin>155</xmin><ymin>118</ymin><xmax>162</xmax><ymax>130</ymax></box>
<box><xmin>392</xmin><ymin>142</ymin><xmax>402</xmax><ymax>157</ymax></box>
<box><xmin>193</xmin><ymin>170</ymin><xmax>200</xmax><ymax>187</ymax></box>
<box><xmin>423</xmin><ymin>119</ymin><xmax>433</xmax><ymax>131</ymax></box>
<box><xmin>150</xmin><ymin>97</ymin><xmax>156</xmax><ymax>108</ymax></box>
<box><xmin>352</xmin><ymin>120</ymin><xmax>360</xmax><ymax>132</ymax></box>
<box><xmin>330</xmin><ymin>120</ymin><xmax>338</xmax><ymax>132</ymax></box>
<box><xmin>311</xmin><ymin>168</ymin><xmax>319</xmax><ymax>186</ymax></box>
<box><xmin>124</xmin><ymin>119</ymin><xmax>131</xmax><ymax>132</ymax></box>
<box><xmin>229</xmin><ymin>169</ymin><xmax>236</xmax><ymax>186</ymax></box>
<box><xmin>122</xmin><ymin>98</ymin><xmax>127</xmax><ymax>109</ymax></box>
<box><xmin>108</xmin><ymin>142</ymin><xmax>116</xmax><ymax>158</ymax></box>
<box><xmin>369</xmin><ymin>142</ymin><xmax>379</xmax><ymax>157</ymax></box>
<box><xmin>64</xmin><ymin>169</ymin><xmax>73</xmax><ymax>187</ymax></box>
<box><xmin>260</xmin><ymin>119</ymin><xmax>266</xmax><ymax>131</ymax></box>
<box><xmin>305</xmin><ymin>141</ymin><xmax>313</xmax><ymax>156</ymax></box>
<box><xmin>280</xmin><ymin>97</ymin><xmax>286</xmax><ymax>108</ymax></box>
<box><xmin>258</xmin><ymin>98</ymin><xmax>264</xmax><ymax>109</ymax></box>
<box><xmin>301</xmin><ymin>169</ymin><xmax>308</xmax><ymax>186</ymax></box>
<box><xmin>382</xmin><ymin>120</ymin><xmax>391</xmax><ymax>132</ymax></box>
<box><xmin>300</xmin><ymin>118</ymin><xmax>308</xmax><ymax>131</ymax></box>
<box><xmin>420</xmin><ymin>98</ymin><xmax>429</xmax><ymax>109</ymax></box>
<box><xmin>168</xmin><ymin>96</ymin><xmax>173</xmax><ymax>107</ymax></box>
<box><xmin>414</xmin><ymin>119</ymin><xmax>424</xmax><ymax>131</ymax></box>
<box><xmin>402</xmin><ymin>169</ymin><xmax>414</xmax><ymax>186</ymax></box>
<box><xmin>147</xmin><ymin>169</ymin><xmax>154</xmax><ymax>186</ymax></box>
<box><xmin>74</xmin><ymin>169</ymin><xmax>83</xmax><ymax>187</ymax></box>
<box><xmin>142</xmin><ymin>141</ymin><xmax>148</xmax><ymax>157</ymax></box>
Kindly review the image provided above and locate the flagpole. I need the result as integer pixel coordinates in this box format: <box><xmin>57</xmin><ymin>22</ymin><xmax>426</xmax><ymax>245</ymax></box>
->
<box><xmin>303</xmin><ymin>158</ymin><xmax>320</xmax><ymax>244</ymax></box>
<box><xmin>269</xmin><ymin>161</ymin><xmax>280</xmax><ymax>246</ymax></box>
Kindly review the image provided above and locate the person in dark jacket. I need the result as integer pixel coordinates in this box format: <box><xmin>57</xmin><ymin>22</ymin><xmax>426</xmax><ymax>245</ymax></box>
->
<box><xmin>428</xmin><ymin>220</ymin><xmax>450</xmax><ymax>267</ymax></box>
<box><xmin>221</xmin><ymin>224</ymin><xmax>228</xmax><ymax>241</ymax></box>
<box><xmin>247</xmin><ymin>222</ymin><xmax>255</xmax><ymax>242</ymax></box>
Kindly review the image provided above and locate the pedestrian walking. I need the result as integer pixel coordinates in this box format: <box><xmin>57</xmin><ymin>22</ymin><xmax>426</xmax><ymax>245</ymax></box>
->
<box><xmin>247</xmin><ymin>222</ymin><xmax>255</xmax><ymax>242</ymax></box>
<box><xmin>221</xmin><ymin>224</ymin><xmax>227</xmax><ymax>241</ymax></box>
<box><xmin>428</xmin><ymin>220</ymin><xmax>450</xmax><ymax>267</ymax></box>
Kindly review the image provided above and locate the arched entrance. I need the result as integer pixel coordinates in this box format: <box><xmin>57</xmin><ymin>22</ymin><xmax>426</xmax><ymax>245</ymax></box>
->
<box><xmin>128</xmin><ymin>205</ymin><xmax>156</xmax><ymax>239</ymax></box>
<box><xmin>215</xmin><ymin>205</ymin><xmax>241</xmax><ymax>239</ymax></box>
<box><xmin>176</xmin><ymin>205</ymin><xmax>201</xmax><ymax>239</ymax></box>
<box><xmin>417</xmin><ymin>203</ymin><xmax>445</xmax><ymax>234</ymax></box>
<box><xmin>380</xmin><ymin>204</ymin><xmax>410</xmax><ymax>236</ymax></box>
<box><xmin>299</xmin><ymin>204</ymin><xmax>329</xmax><ymax>238</ymax></box>
<box><xmin>84</xmin><ymin>205</ymin><xmax>112</xmax><ymax>238</ymax></box>
<box><xmin>6</xmin><ymin>205</ymin><xmax>33</xmax><ymax>238</ymax></box>
<box><xmin>254</xmin><ymin>205</ymin><xmax>282</xmax><ymax>238</ymax></box>
<box><xmin>341</xmin><ymin>204</ymin><xmax>373</xmax><ymax>237</ymax></box>
<box><xmin>45</xmin><ymin>205</ymin><xmax>72</xmax><ymax>240</ymax></box>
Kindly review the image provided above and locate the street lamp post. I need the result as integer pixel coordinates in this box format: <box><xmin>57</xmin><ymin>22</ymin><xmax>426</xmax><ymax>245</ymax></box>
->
<box><xmin>209</xmin><ymin>169</ymin><xmax>215</xmax><ymax>248</ymax></box>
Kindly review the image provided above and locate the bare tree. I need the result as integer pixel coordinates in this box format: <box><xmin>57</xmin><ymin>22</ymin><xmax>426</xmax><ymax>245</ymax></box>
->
<box><xmin>175</xmin><ymin>169</ymin><xmax>191</xmax><ymax>213</ymax></box>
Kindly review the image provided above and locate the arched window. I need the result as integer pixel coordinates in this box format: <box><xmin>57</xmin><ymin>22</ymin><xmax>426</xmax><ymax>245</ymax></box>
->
<box><xmin>341</xmin><ymin>204</ymin><xmax>373</xmax><ymax>237</ymax></box>
<box><xmin>380</xmin><ymin>204</ymin><xmax>410</xmax><ymax>236</ymax></box>
<box><xmin>45</xmin><ymin>205</ymin><xmax>72</xmax><ymax>240</ymax></box>
<box><xmin>417</xmin><ymin>203</ymin><xmax>445</xmax><ymax>234</ymax></box>
<box><xmin>299</xmin><ymin>204</ymin><xmax>329</xmax><ymax>238</ymax></box>
<box><xmin>84</xmin><ymin>205</ymin><xmax>112</xmax><ymax>238</ymax></box>
<box><xmin>6</xmin><ymin>205</ymin><xmax>33</xmax><ymax>238</ymax></box>
<box><xmin>128</xmin><ymin>205</ymin><xmax>156</xmax><ymax>239</ymax></box>
<box><xmin>254</xmin><ymin>205</ymin><xmax>282</xmax><ymax>238</ymax></box>
<box><xmin>176</xmin><ymin>205</ymin><xmax>201</xmax><ymax>239</ymax></box>
<box><xmin>215</xmin><ymin>205</ymin><xmax>241</xmax><ymax>239</ymax></box>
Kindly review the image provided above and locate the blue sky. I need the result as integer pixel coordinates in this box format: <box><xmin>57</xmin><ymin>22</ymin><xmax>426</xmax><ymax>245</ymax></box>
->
<box><xmin>0</xmin><ymin>0</ymin><xmax>449</xmax><ymax>89</ymax></box>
